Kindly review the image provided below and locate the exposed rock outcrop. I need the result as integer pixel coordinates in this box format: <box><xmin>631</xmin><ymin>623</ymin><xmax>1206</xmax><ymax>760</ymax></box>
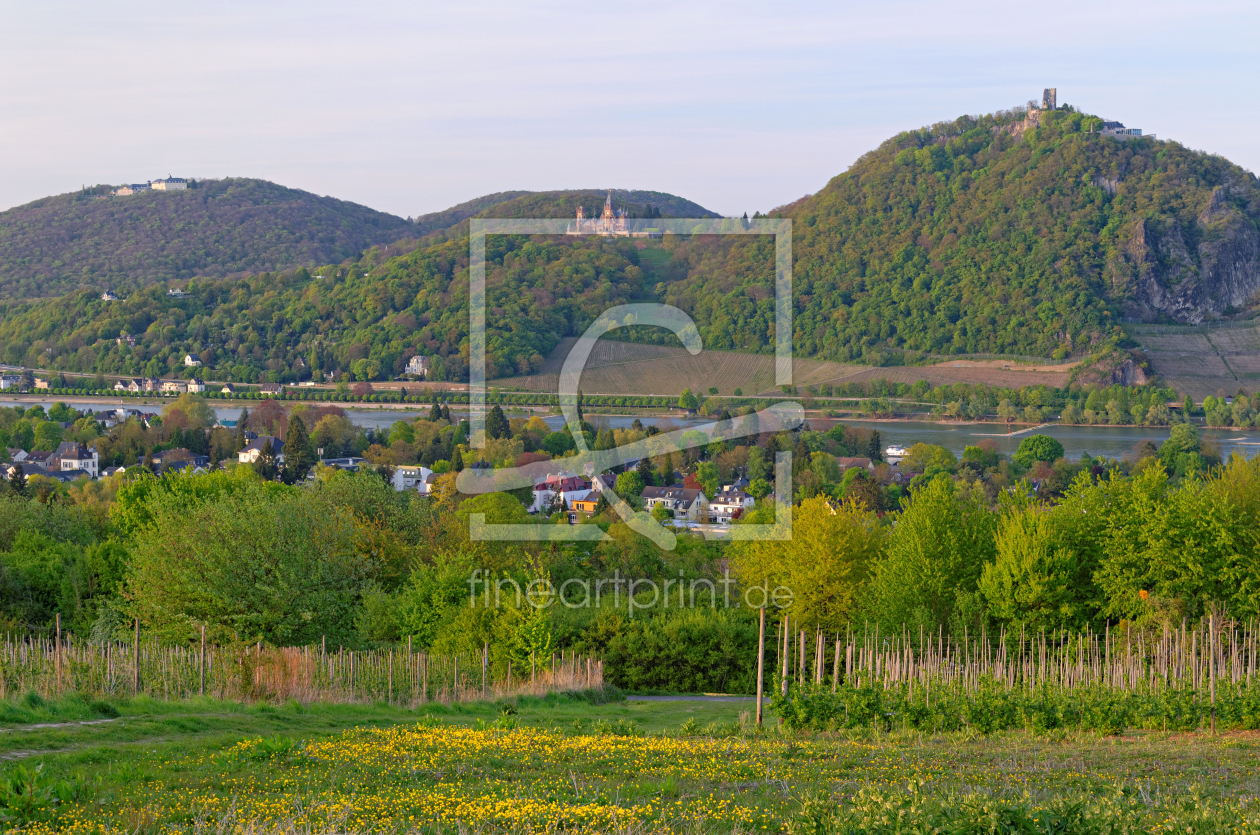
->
<box><xmin>1111</xmin><ymin>358</ymin><xmax>1149</xmax><ymax>386</ymax></box>
<box><xmin>1112</xmin><ymin>185</ymin><xmax>1260</xmax><ymax>323</ymax></box>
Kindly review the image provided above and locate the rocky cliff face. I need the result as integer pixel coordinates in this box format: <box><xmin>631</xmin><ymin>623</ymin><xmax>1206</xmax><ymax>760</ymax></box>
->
<box><xmin>1114</xmin><ymin>182</ymin><xmax>1260</xmax><ymax>324</ymax></box>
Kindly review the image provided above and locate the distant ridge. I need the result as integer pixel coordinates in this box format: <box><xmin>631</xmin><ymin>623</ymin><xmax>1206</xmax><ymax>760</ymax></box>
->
<box><xmin>0</xmin><ymin>178</ymin><xmax>416</xmax><ymax>300</ymax></box>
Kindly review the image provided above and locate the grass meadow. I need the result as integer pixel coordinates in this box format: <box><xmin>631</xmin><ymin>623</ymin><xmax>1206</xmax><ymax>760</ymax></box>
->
<box><xmin>3</xmin><ymin>690</ymin><xmax>1260</xmax><ymax>834</ymax></box>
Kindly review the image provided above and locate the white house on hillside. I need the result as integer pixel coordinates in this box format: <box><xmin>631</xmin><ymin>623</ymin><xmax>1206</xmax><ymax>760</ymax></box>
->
<box><xmin>710</xmin><ymin>485</ymin><xmax>755</xmax><ymax>524</ymax></box>
<box><xmin>392</xmin><ymin>465</ymin><xmax>433</xmax><ymax>492</ymax></box>
<box><xmin>405</xmin><ymin>355</ymin><xmax>430</xmax><ymax>377</ymax></box>
<box><xmin>184</xmin><ymin>354</ymin><xmax>202</xmax><ymax>367</ymax></box>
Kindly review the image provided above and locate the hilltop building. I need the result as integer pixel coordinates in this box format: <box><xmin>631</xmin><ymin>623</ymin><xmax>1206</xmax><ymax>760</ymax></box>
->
<box><xmin>566</xmin><ymin>193</ymin><xmax>662</xmax><ymax>238</ymax></box>
<box><xmin>112</xmin><ymin>177</ymin><xmax>187</xmax><ymax>196</ymax></box>
<box><xmin>1099</xmin><ymin>121</ymin><xmax>1152</xmax><ymax>140</ymax></box>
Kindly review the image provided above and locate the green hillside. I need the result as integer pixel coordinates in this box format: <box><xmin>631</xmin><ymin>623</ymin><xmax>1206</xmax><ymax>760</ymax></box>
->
<box><xmin>0</xmin><ymin>190</ymin><xmax>716</xmax><ymax>382</ymax></box>
<box><xmin>0</xmin><ymin>178</ymin><xmax>417</xmax><ymax>300</ymax></box>
<box><xmin>1</xmin><ymin>106</ymin><xmax>1257</xmax><ymax>388</ymax></box>
<box><xmin>411</xmin><ymin>191</ymin><xmax>533</xmax><ymax>236</ymax></box>
<box><xmin>652</xmin><ymin>106</ymin><xmax>1260</xmax><ymax>366</ymax></box>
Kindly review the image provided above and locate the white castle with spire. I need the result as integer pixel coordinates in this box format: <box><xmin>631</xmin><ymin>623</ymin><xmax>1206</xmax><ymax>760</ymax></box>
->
<box><xmin>566</xmin><ymin>192</ymin><xmax>661</xmax><ymax>238</ymax></box>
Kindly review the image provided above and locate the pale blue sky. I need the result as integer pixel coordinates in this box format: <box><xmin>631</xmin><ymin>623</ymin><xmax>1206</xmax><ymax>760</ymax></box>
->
<box><xmin>3</xmin><ymin>0</ymin><xmax>1257</xmax><ymax>217</ymax></box>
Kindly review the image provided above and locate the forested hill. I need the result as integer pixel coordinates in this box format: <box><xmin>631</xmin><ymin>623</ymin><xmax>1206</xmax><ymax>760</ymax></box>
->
<box><xmin>0</xmin><ymin>178</ymin><xmax>417</xmax><ymax>300</ymax></box>
<box><xmin>0</xmin><ymin>188</ymin><xmax>720</xmax><ymax>382</ymax></box>
<box><xmin>2</xmin><ymin>105</ymin><xmax>1258</xmax><ymax>386</ymax></box>
<box><xmin>777</xmin><ymin>106</ymin><xmax>1260</xmax><ymax>346</ymax></box>
<box><xmin>656</xmin><ymin>105</ymin><xmax>1260</xmax><ymax>367</ymax></box>
<box><xmin>409</xmin><ymin>189</ymin><xmax>720</xmax><ymax>240</ymax></box>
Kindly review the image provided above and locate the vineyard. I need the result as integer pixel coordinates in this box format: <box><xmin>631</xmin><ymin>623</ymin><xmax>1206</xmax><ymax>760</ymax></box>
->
<box><xmin>769</xmin><ymin>616</ymin><xmax>1260</xmax><ymax>734</ymax></box>
<box><xmin>493</xmin><ymin>339</ymin><xmax>1077</xmax><ymax>397</ymax></box>
<box><xmin>0</xmin><ymin>629</ymin><xmax>602</xmax><ymax>705</ymax></box>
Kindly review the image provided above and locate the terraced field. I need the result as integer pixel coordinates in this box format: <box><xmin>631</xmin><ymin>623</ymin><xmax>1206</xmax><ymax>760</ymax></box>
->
<box><xmin>1130</xmin><ymin>321</ymin><xmax>1260</xmax><ymax>399</ymax></box>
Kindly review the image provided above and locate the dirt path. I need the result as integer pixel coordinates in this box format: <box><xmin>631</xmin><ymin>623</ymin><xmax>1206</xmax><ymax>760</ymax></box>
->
<box><xmin>0</xmin><ymin>718</ymin><xmax>117</xmax><ymax>732</ymax></box>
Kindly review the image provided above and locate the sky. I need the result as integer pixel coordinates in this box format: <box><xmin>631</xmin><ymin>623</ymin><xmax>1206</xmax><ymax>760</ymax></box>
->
<box><xmin>2</xmin><ymin>0</ymin><xmax>1257</xmax><ymax>218</ymax></box>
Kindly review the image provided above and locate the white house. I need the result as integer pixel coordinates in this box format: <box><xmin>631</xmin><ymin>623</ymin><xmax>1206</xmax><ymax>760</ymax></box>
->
<box><xmin>184</xmin><ymin>354</ymin><xmax>202</xmax><ymax>367</ymax></box>
<box><xmin>529</xmin><ymin>473</ymin><xmax>592</xmax><ymax>513</ymax></box>
<box><xmin>101</xmin><ymin>291</ymin><xmax>120</xmax><ymax>301</ymax></box>
<box><xmin>405</xmin><ymin>355</ymin><xmax>429</xmax><ymax>377</ymax></box>
<box><xmin>391</xmin><ymin>465</ymin><xmax>433</xmax><ymax>492</ymax></box>
<box><xmin>187</xmin><ymin>378</ymin><xmax>206</xmax><ymax>393</ymax></box>
<box><xmin>167</xmin><ymin>287</ymin><xmax>187</xmax><ymax>298</ymax></box>
<box><xmin>709</xmin><ymin>485</ymin><xmax>755</xmax><ymax>524</ymax></box>
<box><xmin>53</xmin><ymin>441</ymin><xmax>99</xmax><ymax>478</ymax></box>
<box><xmin>151</xmin><ymin>177</ymin><xmax>188</xmax><ymax>191</ymax></box>
<box><xmin>0</xmin><ymin>374</ymin><xmax>20</xmax><ymax>390</ymax></box>
<box><xmin>238</xmin><ymin>436</ymin><xmax>284</xmax><ymax>465</ymax></box>
<box><xmin>641</xmin><ymin>486</ymin><xmax>710</xmax><ymax>522</ymax></box>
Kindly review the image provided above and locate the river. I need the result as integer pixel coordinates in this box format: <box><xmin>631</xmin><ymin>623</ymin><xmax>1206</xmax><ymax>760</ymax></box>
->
<box><xmin>6</xmin><ymin>396</ymin><xmax>1256</xmax><ymax>461</ymax></box>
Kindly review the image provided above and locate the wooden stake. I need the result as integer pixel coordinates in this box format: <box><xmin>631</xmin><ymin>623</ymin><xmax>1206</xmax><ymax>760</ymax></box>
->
<box><xmin>55</xmin><ymin>614</ymin><xmax>61</xmax><ymax>695</ymax></box>
<box><xmin>780</xmin><ymin>616</ymin><xmax>789</xmax><ymax>696</ymax></box>
<box><xmin>755</xmin><ymin>608</ymin><xmax>766</xmax><ymax>726</ymax></box>
<box><xmin>200</xmin><ymin>624</ymin><xmax>206</xmax><ymax>696</ymax></box>
<box><xmin>133</xmin><ymin>617</ymin><xmax>140</xmax><ymax>694</ymax></box>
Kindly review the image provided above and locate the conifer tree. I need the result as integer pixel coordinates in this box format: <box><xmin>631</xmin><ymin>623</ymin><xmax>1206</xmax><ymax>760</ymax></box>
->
<box><xmin>485</xmin><ymin>405</ymin><xmax>509</xmax><ymax>439</ymax></box>
<box><xmin>281</xmin><ymin>415</ymin><xmax>316</xmax><ymax>484</ymax></box>
<box><xmin>253</xmin><ymin>439</ymin><xmax>280</xmax><ymax>481</ymax></box>
<box><xmin>234</xmin><ymin>408</ymin><xmax>249</xmax><ymax>453</ymax></box>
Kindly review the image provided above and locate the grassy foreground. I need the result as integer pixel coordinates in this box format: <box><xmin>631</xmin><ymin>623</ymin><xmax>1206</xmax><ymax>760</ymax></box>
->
<box><xmin>3</xmin><ymin>691</ymin><xmax>1260</xmax><ymax>834</ymax></box>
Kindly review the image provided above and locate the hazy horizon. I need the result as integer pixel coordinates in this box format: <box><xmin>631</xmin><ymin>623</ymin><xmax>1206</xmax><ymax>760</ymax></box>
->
<box><xmin>4</xmin><ymin>0</ymin><xmax>1257</xmax><ymax>219</ymax></box>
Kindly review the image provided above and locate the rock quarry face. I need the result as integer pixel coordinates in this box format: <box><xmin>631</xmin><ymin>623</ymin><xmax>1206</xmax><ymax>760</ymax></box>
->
<box><xmin>1116</xmin><ymin>183</ymin><xmax>1260</xmax><ymax>324</ymax></box>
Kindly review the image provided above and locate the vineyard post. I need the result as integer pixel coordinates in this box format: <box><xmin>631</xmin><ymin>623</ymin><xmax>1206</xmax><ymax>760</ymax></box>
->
<box><xmin>388</xmin><ymin>650</ymin><xmax>394</xmax><ymax>705</ymax></box>
<box><xmin>454</xmin><ymin>654</ymin><xmax>459</xmax><ymax>701</ymax></box>
<box><xmin>798</xmin><ymin>628</ymin><xmax>805</xmax><ymax>685</ymax></box>
<box><xmin>482</xmin><ymin>642</ymin><xmax>488</xmax><ymax>696</ymax></box>
<box><xmin>200</xmin><ymin>624</ymin><xmax>206</xmax><ymax>697</ymax></box>
<box><xmin>1210</xmin><ymin>611</ymin><xmax>1218</xmax><ymax>734</ymax></box>
<box><xmin>780</xmin><ymin>616</ymin><xmax>789</xmax><ymax>696</ymax></box>
<box><xmin>55</xmin><ymin>613</ymin><xmax>61</xmax><ymax>695</ymax></box>
<box><xmin>755</xmin><ymin>607</ymin><xmax>765</xmax><ymax>726</ymax></box>
<box><xmin>133</xmin><ymin>617</ymin><xmax>140</xmax><ymax>694</ymax></box>
<box><xmin>531</xmin><ymin>650</ymin><xmax>536</xmax><ymax>684</ymax></box>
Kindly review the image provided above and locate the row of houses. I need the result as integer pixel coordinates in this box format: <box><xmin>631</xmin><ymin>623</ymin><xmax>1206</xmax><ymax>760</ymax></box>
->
<box><xmin>113</xmin><ymin>377</ymin><xmax>207</xmax><ymax>394</ymax></box>
<box><xmin>3</xmin><ymin>441</ymin><xmax>101</xmax><ymax>482</ymax></box>
<box><xmin>525</xmin><ymin>470</ymin><xmax>759</xmax><ymax>525</ymax></box>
